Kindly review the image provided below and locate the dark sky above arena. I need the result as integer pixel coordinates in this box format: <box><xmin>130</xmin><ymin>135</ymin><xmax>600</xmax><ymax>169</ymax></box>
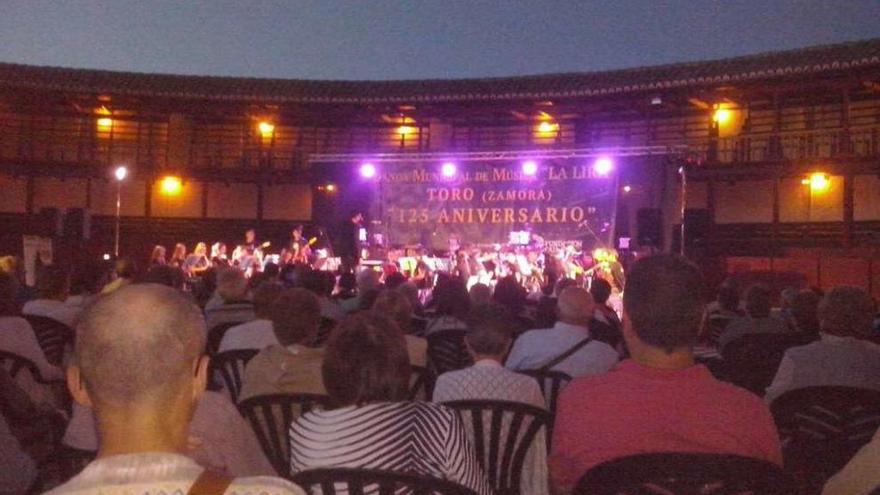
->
<box><xmin>2</xmin><ymin>0</ymin><xmax>879</xmax><ymax>81</ymax></box>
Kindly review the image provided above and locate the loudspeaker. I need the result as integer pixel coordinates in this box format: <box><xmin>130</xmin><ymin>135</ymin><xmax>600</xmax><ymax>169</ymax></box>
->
<box><xmin>64</xmin><ymin>208</ymin><xmax>91</xmax><ymax>241</ymax></box>
<box><xmin>36</xmin><ymin>208</ymin><xmax>63</xmax><ymax>237</ymax></box>
<box><xmin>636</xmin><ymin>208</ymin><xmax>662</xmax><ymax>247</ymax></box>
<box><xmin>683</xmin><ymin>209</ymin><xmax>710</xmax><ymax>245</ymax></box>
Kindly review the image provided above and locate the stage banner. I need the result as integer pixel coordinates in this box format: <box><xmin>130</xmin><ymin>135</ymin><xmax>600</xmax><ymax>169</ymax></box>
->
<box><xmin>371</xmin><ymin>158</ymin><xmax>618</xmax><ymax>251</ymax></box>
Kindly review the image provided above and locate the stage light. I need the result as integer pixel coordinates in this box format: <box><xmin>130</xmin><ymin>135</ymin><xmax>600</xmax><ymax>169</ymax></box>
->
<box><xmin>97</xmin><ymin>117</ymin><xmax>113</xmax><ymax>132</ymax></box>
<box><xmin>522</xmin><ymin>160</ymin><xmax>538</xmax><ymax>176</ymax></box>
<box><xmin>807</xmin><ymin>173</ymin><xmax>830</xmax><ymax>192</ymax></box>
<box><xmin>360</xmin><ymin>163</ymin><xmax>377</xmax><ymax>179</ymax></box>
<box><xmin>651</xmin><ymin>96</ymin><xmax>662</xmax><ymax>105</ymax></box>
<box><xmin>258</xmin><ymin>121</ymin><xmax>275</xmax><ymax>138</ymax></box>
<box><xmin>397</xmin><ymin>125</ymin><xmax>416</xmax><ymax>136</ymax></box>
<box><xmin>160</xmin><ymin>176</ymin><xmax>182</xmax><ymax>195</ymax></box>
<box><xmin>593</xmin><ymin>156</ymin><xmax>614</xmax><ymax>176</ymax></box>
<box><xmin>713</xmin><ymin>107</ymin><xmax>732</xmax><ymax>125</ymax></box>
<box><xmin>622</xmin><ymin>185</ymin><xmax>632</xmax><ymax>193</ymax></box>
<box><xmin>441</xmin><ymin>162</ymin><xmax>457</xmax><ymax>178</ymax></box>
<box><xmin>103</xmin><ymin>253</ymin><xmax>111</xmax><ymax>261</ymax></box>
<box><xmin>325</xmin><ymin>183</ymin><xmax>337</xmax><ymax>192</ymax></box>
<box><xmin>114</xmin><ymin>166</ymin><xmax>128</xmax><ymax>181</ymax></box>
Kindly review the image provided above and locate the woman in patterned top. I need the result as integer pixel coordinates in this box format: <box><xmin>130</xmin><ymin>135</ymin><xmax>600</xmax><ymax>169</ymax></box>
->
<box><xmin>289</xmin><ymin>313</ymin><xmax>492</xmax><ymax>495</ymax></box>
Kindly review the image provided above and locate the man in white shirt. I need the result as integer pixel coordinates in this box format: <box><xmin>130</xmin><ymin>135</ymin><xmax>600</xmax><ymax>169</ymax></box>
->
<box><xmin>47</xmin><ymin>284</ymin><xmax>302</xmax><ymax>494</ymax></box>
<box><xmin>22</xmin><ymin>265</ymin><xmax>80</xmax><ymax>329</ymax></box>
<box><xmin>434</xmin><ymin>304</ymin><xmax>548</xmax><ymax>494</ymax></box>
<box><xmin>765</xmin><ymin>286</ymin><xmax>880</xmax><ymax>403</ymax></box>
<box><xmin>218</xmin><ymin>282</ymin><xmax>283</xmax><ymax>354</ymax></box>
<box><xmin>506</xmin><ymin>287</ymin><xmax>618</xmax><ymax>378</ymax></box>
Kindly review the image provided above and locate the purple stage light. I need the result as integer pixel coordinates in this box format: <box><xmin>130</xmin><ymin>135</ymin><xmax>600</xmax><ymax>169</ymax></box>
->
<box><xmin>441</xmin><ymin>162</ymin><xmax>457</xmax><ymax>178</ymax></box>
<box><xmin>522</xmin><ymin>160</ymin><xmax>538</xmax><ymax>176</ymax></box>
<box><xmin>360</xmin><ymin>162</ymin><xmax>377</xmax><ymax>178</ymax></box>
<box><xmin>593</xmin><ymin>156</ymin><xmax>614</xmax><ymax>176</ymax></box>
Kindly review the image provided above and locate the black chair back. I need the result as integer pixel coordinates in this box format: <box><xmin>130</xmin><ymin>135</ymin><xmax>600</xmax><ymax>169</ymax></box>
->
<box><xmin>409</xmin><ymin>365</ymin><xmax>434</xmax><ymax>401</ymax></box>
<box><xmin>0</xmin><ymin>350</ymin><xmax>43</xmax><ymax>381</ymax></box>
<box><xmin>313</xmin><ymin>317</ymin><xmax>336</xmax><ymax>347</ymax></box>
<box><xmin>515</xmin><ymin>369</ymin><xmax>572</xmax><ymax>419</ymax></box>
<box><xmin>238</xmin><ymin>393</ymin><xmax>331</xmax><ymax>477</ymax></box>
<box><xmin>443</xmin><ymin>399</ymin><xmax>551</xmax><ymax>495</ymax></box>
<box><xmin>210</xmin><ymin>349</ymin><xmax>259</xmax><ymax>403</ymax></box>
<box><xmin>205</xmin><ymin>321</ymin><xmax>247</xmax><ymax>356</ymax></box>
<box><xmin>426</xmin><ymin>329</ymin><xmax>472</xmax><ymax>375</ymax></box>
<box><xmin>292</xmin><ymin>468</ymin><xmax>479</xmax><ymax>495</ymax></box>
<box><xmin>574</xmin><ymin>453</ymin><xmax>794</xmax><ymax>495</ymax></box>
<box><xmin>23</xmin><ymin>315</ymin><xmax>73</xmax><ymax>366</ymax></box>
<box><xmin>721</xmin><ymin>332</ymin><xmax>816</xmax><ymax>395</ymax></box>
<box><xmin>771</xmin><ymin>386</ymin><xmax>880</xmax><ymax>493</ymax></box>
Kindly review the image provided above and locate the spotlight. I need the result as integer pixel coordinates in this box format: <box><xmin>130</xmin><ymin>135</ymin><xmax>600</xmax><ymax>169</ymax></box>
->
<box><xmin>96</xmin><ymin>117</ymin><xmax>113</xmax><ymax>132</ymax></box>
<box><xmin>397</xmin><ymin>125</ymin><xmax>416</xmax><ymax>136</ymax></box>
<box><xmin>441</xmin><ymin>162</ymin><xmax>457</xmax><ymax>178</ymax></box>
<box><xmin>360</xmin><ymin>163</ymin><xmax>377</xmax><ymax>179</ymax></box>
<box><xmin>160</xmin><ymin>176</ymin><xmax>183</xmax><ymax>195</ymax></box>
<box><xmin>593</xmin><ymin>156</ymin><xmax>614</xmax><ymax>177</ymax></box>
<box><xmin>808</xmin><ymin>173</ymin><xmax>830</xmax><ymax>192</ymax></box>
<box><xmin>522</xmin><ymin>160</ymin><xmax>538</xmax><ymax>176</ymax></box>
<box><xmin>713</xmin><ymin>107</ymin><xmax>732</xmax><ymax>125</ymax></box>
<box><xmin>622</xmin><ymin>185</ymin><xmax>632</xmax><ymax>193</ymax></box>
<box><xmin>650</xmin><ymin>96</ymin><xmax>662</xmax><ymax>105</ymax></box>
<box><xmin>325</xmin><ymin>183</ymin><xmax>337</xmax><ymax>193</ymax></box>
<box><xmin>114</xmin><ymin>166</ymin><xmax>128</xmax><ymax>181</ymax></box>
<box><xmin>102</xmin><ymin>253</ymin><xmax>111</xmax><ymax>261</ymax></box>
<box><xmin>258</xmin><ymin>121</ymin><xmax>275</xmax><ymax>138</ymax></box>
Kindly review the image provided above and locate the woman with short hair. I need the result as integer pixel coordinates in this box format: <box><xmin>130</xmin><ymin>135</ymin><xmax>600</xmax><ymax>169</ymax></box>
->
<box><xmin>289</xmin><ymin>313</ymin><xmax>491</xmax><ymax>494</ymax></box>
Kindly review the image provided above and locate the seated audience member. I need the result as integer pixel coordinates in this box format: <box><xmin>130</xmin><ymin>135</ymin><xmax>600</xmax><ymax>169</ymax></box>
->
<box><xmin>765</xmin><ymin>286</ymin><xmax>880</xmax><ymax>403</ymax></box>
<box><xmin>433</xmin><ymin>304</ymin><xmax>548</xmax><ymax>494</ymax></box>
<box><xmin>340</xmin><ymin>268</ymin><xmax>381</xmax><ymax>314</ymax></box>
<box><xmin>548</xmin><ymin>255</ymin><xmax>782</xmax><ymax>494</ymax></box>
<box><xmin>588</xmin><ymin>278</ymin><xmax>624</xmax><ymax>351</ymax></box>
<box><xmin>48</xmin><ymin>284</ymin><xmax>301</xmax><ymax>494</ymax></box>
<box><xmin>333</xmin><ymin>272</ymin><xmax>357</xmax><ymax>301</ymax></box>
<box><xmin>700</xmin><ymin>284</ymin><xmax>743</xmax><ymax>343</ymax></box>
<box><xmin>289</xmin><ymin>313</ymin><xmax>492</xmax><ymax>495</ymax></box>
<box><xmin>100</xmin><ymin>258</ymin><xmax>137</xmax><ymax>295</ymax></box>
<box><xmin>143</xmin><ymin>264</ymin><xmax>186</xmax><ymax>290</ymax></box>
<box><xmin>238</xmin><ymin>288</ymin><xmax>325</xmax><ymax>401</ymax></box>
<box><xmin>506</xmin><ymin>287</ymin><xmax>618</xmax><ymax>378</ymax></box>
<box><xmin>468</xmin><ymin>283</ymin><xmax>492</xmax><ymax>307</ymax></box>
<box><xmin>372</xmin><ymin>289</ymin><xmax>427</xmax><ymax>367</ymax></box>
<box><xmin>425</xmin><ymin>277</ymin><xmax>471</xmax><ymax>335</ymax></box>
<box><xmin>718</xmin><ymin>284</ymin><xmax>787</xmax><ymax>351</ymax></box>
<box><xmin>204</xmin><ymin>267</ymin><xmax>255</xmax><ymax>332</ymax></box>
<box><xmin>384</xmin><ymin>271</ymin><xmax>407</xmax><ymax>291</ymax></box>
<box><xmin>301</xmin><ymin>269</ymin><xmax>346</xmax><ymax>322</ymax></box>
<box><xmin>0</xmin><ymin>273</ymin><xmax>65</xmax><ymax>411</ymax></box>
<box><xmin>23</xmin><ymin>265</ymin><xmax>80</xmax><ymax>329</ymax></box>
<box><xmin>0</xmin><ymin>255</ymin><xmax>35</xmax><ymax>307</ymax></box>
<box><xmin>218</xmin><ymin>282</ymin><xmax>284</xmax><ymax>354</ymax></box>
<box><xmin>822</xmin><ymin>427</ymin><xmax>880</xmax><ymax>495</ymax></box>
<box><xmin>66</xmin><ymin>262</ymin><xmax>107</xmax><ymax>311</ymax></box>
<box><xmin>63</xmin><ymin>391</ymin><xmax>275</xmax><ymax>478</ymax></box>
<box><xmin>790</xmin><ymin>289</ymin><xmax>821</xmax><ymax>336</ymax></box>
<box><xmin>493</xmin><ymin>275</ymin><xmax>534</xmax><ymax>330</ymax></box>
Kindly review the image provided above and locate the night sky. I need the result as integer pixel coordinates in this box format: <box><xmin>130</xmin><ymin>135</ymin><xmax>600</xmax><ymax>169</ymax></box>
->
<box><xmin>2</xmin><ymin>0</ymin><xmax>879</xmax><ymax>80</ymax></box>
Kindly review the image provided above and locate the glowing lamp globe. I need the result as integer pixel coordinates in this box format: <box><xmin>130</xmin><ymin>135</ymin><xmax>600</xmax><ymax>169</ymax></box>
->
<box><xmin>441</xmin><ymin>162</ymin><xmax>457</xmax><ymax>178</ymax></box>
<box><xmin>360</xmin><ymin>163</ymin><xmax>377</xmax><ymax>179</ymax></box>
<box><xmin>114</xmin><ymin>166</ymin><xmax>128</xmax><ymax>181</ymax></box>
<box><xmin>522</xmin><ymin>160</ymin><xmax>538</xmax><ymax>176</ymax></box>
<box><xmin>593</xmin><ymin>157</ymin><xmax>614</xmax><ymax>176</ymax></box>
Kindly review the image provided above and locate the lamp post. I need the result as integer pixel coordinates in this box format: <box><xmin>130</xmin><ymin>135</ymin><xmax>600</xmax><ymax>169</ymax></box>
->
<box><xmin>114</xmin><ymin>166</ymin><xmax>128</xmax><ymax>258</ymax></box>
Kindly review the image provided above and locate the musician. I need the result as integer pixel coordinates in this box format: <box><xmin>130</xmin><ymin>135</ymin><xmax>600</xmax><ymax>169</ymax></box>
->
<box><xmin>338</xmin><ymin>211</ymin><xmax>363</xmax><ymax>268</ymax></box>
<box><xmin>183</xmin><ymin>242</ymin><xmax>211</xmax><ymax>276</ymax></box>
<box><xmin>149</xmin><ymin>245</ymin><xmax>167</xmax><ymax>267</ymax></box>
<box><xmin>169</xmin><ymin>243</ymin><xmax>186</xmax><ymax>268</ymax></box>
<box><xmin>210</xmin><ymin>242</ymin><xmax>229</xmax><ymax>266</ymax></box>
<box><xmin>290</xmin><ymin>224</ymin><xmax>312</xmax><ymax>264</ymax></box>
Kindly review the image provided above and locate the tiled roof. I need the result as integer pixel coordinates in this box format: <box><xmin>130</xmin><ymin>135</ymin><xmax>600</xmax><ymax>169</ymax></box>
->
<box><xmin>1</xmin><ymin>39</ymin><xmax>879</xmax><ymax>104</ymax></box>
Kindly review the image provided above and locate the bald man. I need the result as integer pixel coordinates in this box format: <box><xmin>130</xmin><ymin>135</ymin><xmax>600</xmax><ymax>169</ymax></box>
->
<box><xmin>48</xmin><ymin>284</ymin><xmax>302</xmax><ymax>494</ymax></box>
<box><xmin>505</xmin><ymin>287</ymin><xmax>619</xmax><ymax>377</ymax></box>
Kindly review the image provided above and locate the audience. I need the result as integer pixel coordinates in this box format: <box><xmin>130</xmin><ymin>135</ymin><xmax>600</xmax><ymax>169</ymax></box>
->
<box><xmin>204</xmin><ymin>267</ymin><xmax>255</xmax><ymax>332</ymax></box>
<box><xmin>22</xmin><ymin>265</ymin><xmax>80</xmax><ymax>329</ymax></box>
<box><xmin>718</xmin><ymin>284</ymin><xmax>787</xmax><ymax>350</ymax></box>
<box><xmin>588</xmin><ymin>278</ymin><xmax>624</xmax><ymax>351</ymax></box>
<box><xmin>238</xmin><ymin>288</ymin><xmax>325</xmax><ymax>401</ymax></box>
<box><xmin>217</xmin><ymin>282</ymin><xmax>284</xmax><ymax>354</ymax></box>
<box><xmin>506</xmin><ymin>287</ymin><xmax>618</xmax><ymax>378</ymax></box>
<box><xmin>790</xmin><ymin>289</ymin><xmax>822</xmax><ymax>336</ymax></box>
<box><xmin>340</xmin><ymin>268</ymin><xmax>380</xmax><ymax>314</ymax></box>
<box><xmin>289</xmin><ymin>313</ymin><xmax>492</xmax><ymax>494</ymax></box>
<box><xmin>47</xmin><ymin>284</ymin><xmax>301</xmax><ymax>493</ymax></box>
<box><xmin>0</xmin><ymin>369</ymin><xmax>40</xmax><ymax>493</ymax></box>
<box><xmin>100</xmin><ymin>258</ymin><xmax>137</xmax><ymax>295</ymax></box>
<box><xmin>372</xmin><ymin>289</ymin><xmax>427</xmax><ymax>367</ymax></box>
<box><xmin>700</xmin><ymin>283</ymin><xmax>743</xmax><ymax>343</ymax></box>
<box><xmin>765</xmin><ymin>286</ymin><xmax>880</xmax><ymax>402</ymax></box>
<box><xmin>548</xmin><ymin>255</ymin><xmax>782</xmax><ymax>494</ymax></box>
<box><xmin>433</xmin><ymin>304</ymin><xmax>548</xmax><ymax>494</ymax></box>
<box><xmin>468</xmin><ymin>282</ymin><xmax>492</xmax><ymax>307</ymax></box>
<box><xmin>425</xmin><ymin>277</ymin><xmax>471</xmax><ymax>335</ymax></box>
<box><xmin>65</xmin><ymin>262</ymin><xmax>106</xmax><ymax>311</ymax></box>
<box><xmin>822</xmin><ymin>426</ymin><xmax>880</xmax><ymax>495</ymax></box>
<box><xmin>300</xmin><ymin>269</ymin><xmax>346</xmax><ymax>322</ymax></box>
